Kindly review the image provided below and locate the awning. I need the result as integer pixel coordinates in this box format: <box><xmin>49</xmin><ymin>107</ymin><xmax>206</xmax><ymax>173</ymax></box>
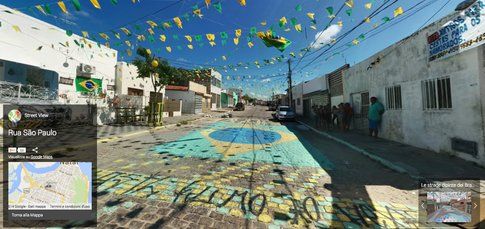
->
<box><xmin>166</xmin><ymin>85</ymin><xmax>189</xmax><ymax>91</ymax></box>
<box><xmin>195</xmin><ymin>92</ymin><xmax>212</xmax><ymax>98</ymax></box>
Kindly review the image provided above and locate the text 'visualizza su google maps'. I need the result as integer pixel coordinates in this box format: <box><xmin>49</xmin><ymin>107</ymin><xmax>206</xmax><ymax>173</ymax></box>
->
<box><xmin>3</xmin><ymin>105</ymin><xmax>97</xmax><ymax>227</ymax></box>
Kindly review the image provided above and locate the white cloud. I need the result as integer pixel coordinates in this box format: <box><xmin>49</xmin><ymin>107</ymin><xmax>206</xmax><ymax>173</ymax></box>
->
<box><xmin>59</xmin><ymin>10</ymin><xmax>91</xmax><ymax>25</ymax></box>
<box><xmin>76</xmin><ymin>11</ymin><xmax>91</xmax><ymax>18</ymax></box>
<box><xmin>56</xmin><ymin>16</ymin><xmax>78</xmax><ymax>26</ymax></box>
<box><xmin>310</xmin><ymin>24</ymin><xmax>341</xmax><ymax>49</ymax></box>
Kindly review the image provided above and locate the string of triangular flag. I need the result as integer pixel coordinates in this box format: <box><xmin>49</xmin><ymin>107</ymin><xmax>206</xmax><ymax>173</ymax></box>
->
<box><xmin>127</xmin><ymin>3</ymin><xmax>406</xmax><ymax>71</ymax></box>
<box><xmin>20</xmin><ymin>0</ymin><xmax>141</xmax><ymax>16</ymax></box>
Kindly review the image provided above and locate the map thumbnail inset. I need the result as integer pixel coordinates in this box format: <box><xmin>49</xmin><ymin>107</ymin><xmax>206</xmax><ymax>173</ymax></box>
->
<box><xmin>8</xmin><ymin>162</ymin><xmax>92</xmax><ymax>210</ymax></box>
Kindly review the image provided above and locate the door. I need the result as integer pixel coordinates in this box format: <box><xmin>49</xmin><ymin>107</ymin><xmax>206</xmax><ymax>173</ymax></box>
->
<box><xmin>303</xmin><ymin>99</ymin><xmax>311</xmax><ymax>118</ymax></box>
<box><xmin>351</xmin><ymin>91</ymin><xmax>369</xmax><ymax>130</ymax></box>
<box><xmin>194</xmin><ymin>95</ymin><xmax>202</xmax><ymax>114</ymax></box>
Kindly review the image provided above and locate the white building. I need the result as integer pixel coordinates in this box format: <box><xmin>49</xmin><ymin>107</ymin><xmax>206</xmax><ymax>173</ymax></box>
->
<box><xmin>165</xmin><ymin>81</ymin><xmax>211</xmax><ymax>114</ymax></box>
<box><xmin>343</xmin><ymin>2</ymin><xmax>485</xmax><ymax>166</ymax></box>
<box><xmin>302</xmin><ymin>75</ymin><xmax>329</xmax><ymax>119</ymax></box>
<box><xmin>210</xmin><ymin>70</ymin><xmax>222</xmax><ymax>109</ymax></box>
<box><xmin>328</xmin><ymin>64</ymin><xmax>349</xmax><ymax>106</ymax></box>
<box><xmin>291</xmin><ymin>83</ymin><xmax>304</xmax><ymax>115</ymax></box>
<box><xmin>192</xmin><ymin>69</ymin><xmax>222</xmax><ymax>110</ymax></box>
<box><xmin>0</xmin><ymin>4</ymin><xmax>117</xmax><ymax>107</ymax></box>
<box><xmin>291</xmin><ymin>65</ymin><xmax>347</xmax><ymax>117</ymax></box>
<box><xmin>115</xmin><ymin>62</ymin><xmax>159</xmax><ymax>108</ymax></box>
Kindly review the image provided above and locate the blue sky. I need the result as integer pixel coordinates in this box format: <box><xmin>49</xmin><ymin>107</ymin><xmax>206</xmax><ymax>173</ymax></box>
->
<box><xmin>1</xmin><ymin>0</ymin><xmax>465</xmax><ymax>98</ymax></box>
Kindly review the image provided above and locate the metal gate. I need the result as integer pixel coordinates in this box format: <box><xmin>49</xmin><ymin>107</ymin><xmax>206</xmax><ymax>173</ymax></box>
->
<box><xmin>195</xmin><ymin>95</ymin><xmax>203</xmax><ymax>114</ymax></box>
<box><xmin>303</xmin><ymin>99</ymin><xmax>311</xmax><ymax>118</ymax></box>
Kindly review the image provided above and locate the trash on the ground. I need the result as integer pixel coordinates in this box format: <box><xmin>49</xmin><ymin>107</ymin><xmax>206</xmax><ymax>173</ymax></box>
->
<box><xmin>220</xmin><ymin>113</ymin><xmax>233</xmax><ymax>118</ymax></box>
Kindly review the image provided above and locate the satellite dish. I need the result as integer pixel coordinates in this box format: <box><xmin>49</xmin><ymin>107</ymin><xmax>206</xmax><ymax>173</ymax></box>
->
<box><xmin>63</xmin><ymin>62</ymin><xmax>69</xmax><ymax>68</ymax></box>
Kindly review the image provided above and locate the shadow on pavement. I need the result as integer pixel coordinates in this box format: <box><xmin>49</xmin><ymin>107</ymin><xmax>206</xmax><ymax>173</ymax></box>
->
<box><xmin>87</xmin><ymin>106</ymin><xmax>482</xmax><ymax>228</ymax></box>
<box><xmin>283</xmin><ymin>120</ymin><xmax>484</xmax><ymax>228</ymax></box>
<box><xmin>282</xmin><ymin>121</ymin><xmax>417</xmax><ymax>228</ymax></box>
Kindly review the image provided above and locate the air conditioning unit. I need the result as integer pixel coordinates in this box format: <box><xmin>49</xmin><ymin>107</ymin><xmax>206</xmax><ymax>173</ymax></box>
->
<box><xmin>78</xmin><ymin>64</ymin><xmax>96</xmax><ymax>75</ymax></box>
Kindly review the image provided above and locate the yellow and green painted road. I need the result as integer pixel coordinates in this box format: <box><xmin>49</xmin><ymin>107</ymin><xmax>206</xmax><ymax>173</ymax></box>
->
<box><xmin>153</xmin><ymin>120</ymin><xmax>334</xmax><ymax>169</ymax></box>
<box><xmin>93</xmin><ymin>118</ymin><xmax>420</xmax><ymax>228</ymax></box>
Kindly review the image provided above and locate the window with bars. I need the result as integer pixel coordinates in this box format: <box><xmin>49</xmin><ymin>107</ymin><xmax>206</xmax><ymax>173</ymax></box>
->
<box><xmin>422</xmin><ymin>77</ymin><xmax>452</xmax><ymax>110</ymax></box>
<box><xmin>385</xmin><ymin>85</ymin><xmax>402</xmax><ymax>110</ymax></box>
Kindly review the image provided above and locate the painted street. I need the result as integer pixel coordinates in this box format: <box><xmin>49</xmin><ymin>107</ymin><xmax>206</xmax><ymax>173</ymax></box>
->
<box><xmin>92</xmin><ymin>105</ymin><xmax>420</xmax><ymax>228</ymax></box>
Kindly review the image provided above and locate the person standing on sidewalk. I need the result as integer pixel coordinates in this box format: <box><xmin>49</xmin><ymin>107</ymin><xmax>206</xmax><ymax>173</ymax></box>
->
<box><xmin>337</xmin><ymin>103</ymin><xmax>345</xmax><ymax>130</ymax></box>
<box><xmin>368</xmin><ymin>97</ymin><xmax>385</xmax><ymax>137</ymax></box>
<box><xmin>331</xmin><ymin>105</ymin><xmax>339</xmax><ymax>129</ymax></box>
<box><xmin>324</xmin><ymin>105</ymin><xmax>333</xmax><ymax>130</ymax></box>
<box><xmin>343</xmin><ymin>103</ymin><xmax>353</xmax><ymax>131</ymax></box>
<box><xmin>312</xmin><ymin>105</ymin><xmax>320</xmax><ymax>128</ymax></box>
<box><xmin>318</xmin><ymin>105</ymin><xmax>324</xmax><ymax>128</ymax></box>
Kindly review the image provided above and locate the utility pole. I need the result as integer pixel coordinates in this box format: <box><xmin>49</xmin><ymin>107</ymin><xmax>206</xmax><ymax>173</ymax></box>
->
<box><xmin>287</xmin><ymin>59</ymin><xmax>293</xmax><ymax>108</ymax></box>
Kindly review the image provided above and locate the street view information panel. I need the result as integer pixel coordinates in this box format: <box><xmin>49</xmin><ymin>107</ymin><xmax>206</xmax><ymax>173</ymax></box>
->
<box><xmin>418</xmin><ymin>180</ymin><xmax>481</xmax><ymax>228</ymax></box>
<box><xmin>2</xmin><ymin>105</ymin><xmax>97</xmax><ymax>227</ymax></box>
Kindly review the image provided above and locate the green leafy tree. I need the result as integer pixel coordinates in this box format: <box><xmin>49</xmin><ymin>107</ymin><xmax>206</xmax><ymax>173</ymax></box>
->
<box><xmin>132</xmin><ymin>47</ymin><xmax>173</xmax><ymax>94</ymax></box>
<box><xmin>131</xmin><ymin>47</ymin><xmax>210</xmax><ymax>125</ymax></box>
<box><xmin>132</xmin><ymin>47</ymin><xmax>176</xmax><ymax>126</ymax></box>
<box><xmin>242</xmin><ymin>94</ymin><xmax>255</xmax><ymax>103</ymax></box>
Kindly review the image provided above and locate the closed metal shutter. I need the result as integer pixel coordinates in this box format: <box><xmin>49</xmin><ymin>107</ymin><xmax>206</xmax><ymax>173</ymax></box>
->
<box><xmin>328</xmin><ymin>72</ymin><xmax>343</xmax><ymax>96</ymax></box>
<box><xmin>195</xmin><ymin>95</ymin><xmax>202</xmax><ymax>114</ymax></box>
<box><xmin>310</xmin><ymin>93</ymin><xmax>330</xmax><ymax>107</ymax></box>
<box><xmin>327</xmin><ymin>64</ymin><xmax>349</xmax><ymax>96</ymax></box>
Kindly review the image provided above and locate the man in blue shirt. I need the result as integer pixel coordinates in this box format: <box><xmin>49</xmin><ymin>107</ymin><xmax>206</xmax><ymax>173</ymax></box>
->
<box><xmin>368</xmin><ymin>96</ymin><xmax>385</xmax><ymax>138</ymax></box>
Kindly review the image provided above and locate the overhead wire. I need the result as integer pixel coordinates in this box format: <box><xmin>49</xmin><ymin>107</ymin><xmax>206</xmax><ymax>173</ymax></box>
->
<box><xmin>292</xmin><ymin>1</ymin><xmax>347</xmax><ymax>70</ymax></box>
<box><xmin>294</xmin><ymin>0</ymin><xmax>401</xmax><ymax>72</ymax></box>
<box><xmin>297</xmin><ymin>0</ymin><xmax>435</xmax><ymax>72</ymax></box>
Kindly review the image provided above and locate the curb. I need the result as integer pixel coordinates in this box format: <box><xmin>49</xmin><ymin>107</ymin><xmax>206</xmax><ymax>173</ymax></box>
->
<box><xmin>98</xmin><ymin>116</ymin><xmax>209</xmax><ymax>143</ymax></box>
<box><xmin>296</xmin><ymin>120</ymin><xmax>423</xmax><ymax>180</ymax></box>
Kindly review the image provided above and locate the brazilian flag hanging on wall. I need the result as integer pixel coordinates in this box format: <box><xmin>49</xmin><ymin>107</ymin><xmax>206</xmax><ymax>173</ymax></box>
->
<box><xmin>75</xmin><ymin>77</ymin><xmax>102</xmax><ymax>94</ymax></box>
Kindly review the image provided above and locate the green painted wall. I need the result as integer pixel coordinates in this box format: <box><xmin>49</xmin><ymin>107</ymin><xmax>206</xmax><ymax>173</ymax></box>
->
<box><xmin>221</xmin><ymin>93</ymin><xmax>228</xmax><ymax>108</ymax></box>
<box><xmin>233</xmin><ymin>92</ymin><xmax>238</xmax><ymax>104</ymax></box>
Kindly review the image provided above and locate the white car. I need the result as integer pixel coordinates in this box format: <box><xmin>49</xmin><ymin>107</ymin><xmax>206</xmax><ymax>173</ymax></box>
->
<box><xmin>275</xmin><ymin>106</ymin><xmax>296</xmax><ymax>121</ymax></box>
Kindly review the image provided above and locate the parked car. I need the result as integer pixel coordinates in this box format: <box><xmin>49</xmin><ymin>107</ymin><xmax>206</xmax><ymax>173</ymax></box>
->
<box><xmin>275</xmin><ymin>106</ymin><xmax>295</xmax><ymax>121</ymax></box>
<box><xmin>234</xmin><ymin>102</ymin><xmax>245</xmax><ymax>111</ymax></box>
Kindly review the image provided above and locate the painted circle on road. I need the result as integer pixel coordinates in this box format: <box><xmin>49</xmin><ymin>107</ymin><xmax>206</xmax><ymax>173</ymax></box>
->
<box><xmin>209</xmin><ymin>128</ymin><xmax>281</xmax><ymax>144</ymax></box>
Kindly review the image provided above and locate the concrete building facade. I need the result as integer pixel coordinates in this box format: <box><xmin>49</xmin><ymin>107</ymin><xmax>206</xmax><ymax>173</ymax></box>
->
<box><xmin>221</xmin><ymin>90</ymin><xmax>229</xmax><ymax>108</ymax></box>
<box><xmin>165</xmin><ymin>81</ymin><xmax>211</xmax><ymax>114</ymax></box>
<box><xmin>227</xmin><ymin>88</ymin><xmax>242</xmax><ymax>105</ymax></box>
<box><xmin>302</xmin><ymin>75</ymin><xmax>329</xmax><ymax>119</ymax></box>
<box><xmin>343</xmin><ymin>4</ymin><xmax>485</xmax><ymax>166</ymax></box>
<box><xmin>0</xmin><ymin>4</ymin><xmax>117</xmax><ymax>107</ymax></box>
<box><xmin>115</xmin><ymin>62</ymin><xmax>158</xmax><ymax>108</ymax></box>
<box><xmin>328</xmin><ymin>64</ymin><xmax>349</xmax><ymax>107</ymax></box>
<box><xmin>291</xmin><ymin>83</ymin><xmax>304</xmax><ymax>115</ymax></box>
<box><xmin>210</xmin><ymin>70</ymin><xmax>222</xmax><ymax>110</ymax></box>
<box><xmin>192</xmin><ymin>69</ymin><xmax>222</xmax><ymax>110</ymax></box>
